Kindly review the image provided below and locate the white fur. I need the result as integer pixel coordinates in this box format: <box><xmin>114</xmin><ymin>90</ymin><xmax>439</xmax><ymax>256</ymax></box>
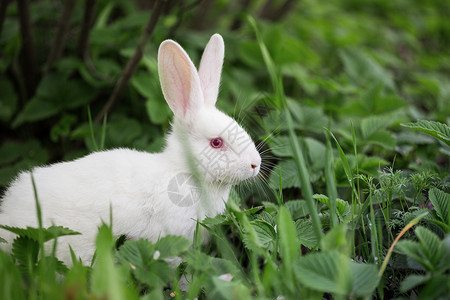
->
<box><xmin>0</xmin><ymin>34</ymin><xmax>261</xmax><ymax>265</ymax></box>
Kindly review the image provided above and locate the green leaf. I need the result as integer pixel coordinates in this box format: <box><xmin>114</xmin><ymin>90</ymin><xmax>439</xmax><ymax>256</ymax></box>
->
<box><xmin>155</xmin><ymin>235</ymin><xmax>191</xmax><ymax>259</ymax></box>
<box><xmin>11</xmin><ymin>236</ymin><xmax>39</xmax><ymax>274</ymax></box>
<box><xmin>285</xmin><ymin>200</ymin><xmax>310</xmax><ymax>219</ymax></box>
<box><xmin>0</xmin><ymin>225</ymin><xmax>80</xmax><ymax>242</ymax></box>
<box><xmin>313</xmin><ymin>194</ymin><xmax>350</xmax><ymax>216</ymax></box>
<box><xmin>360</xmin><ymin>115</ymin><xmax>390</xmax><ymax>139</ymax></box>
<box><xmin>401</xmin><ymin>120</ymin><xmax>450</xmax><ymax>146</ymax></box>
<box><xmin>247</xmin><ymin>220</ymin><xmax>276</xmax><ymax>252</ymax></box>
<box><xmin>295</xmin><ymin>219</ymin><xmax>319</xmax><ymax>249</ymax></box>
<box><xmin>320</xmin><ymin>224</ymin><xmax>348</xmax><ymax>253</ymax></box>
<box><xmin>91</xmin><ymin>224</ymin><xmax>137</xmax><ymax>300</ymax></box>
<box><xmin>12</xmin><ymin>97</ymin><xmax>59</xmax><ymax>127</ymax></box>
<box><xmin>0</xmin><ymin>251</ymin><xmax>26</xmax><ymax>300</ymax></box>
<box><xmin>339</xmin><ymin>48</ymin><xmax>395</xmax><ymax>91</ymax></box>
<box><xmin>429</xmin><ymin>188</ymin><xmax>449</xmax><ymax>225</ymax></box>
<box><xmin>365</xmin><ymin>129</ymin><xmax>396</xmax><ymax>150</ymax></box>
<box><xmin>294</xmin><ymin>251</ymin><xmax>351</xmax><ymax>295</ymax></box>
<box><xmin>277</xmin><ymin>206</ymin><xmax>299</xmax><ymax>266</ymax></box>
<box><xmin>395</xmin><ymin>226</ymin><xmax>445</xmax><ymax>272</ymax></box>
<box><xmin>415</xmin><ymin>226</ymin><xmax>445</xmax><ymax>270</ymax></box>
<box><xmin>294</xmin><ymin>251</ymin><xmax>378</xmax><ymax>297</ymax></box>
<box><xmin>349</xmin><ymin>261</ymin><xmax>379</xmax><ymax>296</ymax></box>
<box><xmin>400</xmin><ymin>274</ymin><xmax>431</xmax><ymax>292</ymax></box>
<box><xmin>117</xmin><ymin>239</ymin><xmax>155</xmax><ymax>269</ymax></box>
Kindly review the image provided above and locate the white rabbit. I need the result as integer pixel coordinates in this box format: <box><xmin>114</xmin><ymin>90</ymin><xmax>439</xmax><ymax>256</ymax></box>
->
<box><xmin>0</xmin><ymin>34</ymin><xmax>261</xmax><ymax>265</ymax></box>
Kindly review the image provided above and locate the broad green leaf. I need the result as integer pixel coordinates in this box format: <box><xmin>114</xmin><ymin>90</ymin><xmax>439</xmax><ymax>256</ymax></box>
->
<box><xmin>294</xmin><ymin>251</ymin><xmax>351</xmax><ymax>295</ymax></box>
<box><xmin>11</xmin><ymin>236</ymin><xmax>39</xmax><ymax>274</ymax></box>
<box><xmin>415</xmin><ymin>226</ymin><xmax>445</xmax><ymax>270</ymax></box>
<box><xmin>320</xmin><ymin>224</ymin><xmax>348</xmax><ymax>253</ymax></box>
<box><xmin>285</xmin><ymin>200</ymin><xmax>310</xmax><ymax>219</ymax></box>
<box><xmin>106</xmin><ymin>116</ymin><xmax>142</xmax><ymax>146</ymax></box>
<box><xmin>277</xmin><ymin>206</ymin><xmax>299</xmax><ymax>266</ymax></box>
<box><xmin>0</xmin><ymin>251</ymin><xmax>25</xmax><ymax>300</ymax></box>
<box><xmin>349</xmin><ymin>261</ymin><xmax>379</xmax><ymax>296</ymax></box>
<box><xmin>360</xmin><ymin>115</ymin><xmax>390</xmax><ymax>139</ymax></box>
<box><xmin>0</xmin><ymin>225</ymin><xmax>80</xmax><ymax>242</ymax></box>
<box><xmin>294</xmin><ymin>251</ymin><xmax>378</xmax><ymax>297</ymax></box>
<box><xmin>313</xmin><ymin>194</ymin><xmax>350</xmax><ymax>216</ymax></box>
<box><xmin>339</xmin><ymin>48</ymin><xmax>395</xmax><ymax>91</ymax></box>
<box><xmin>117</xmin><ymin>239</ymin><xmax>155</xmax><ymax>269</ymax></box>
<box><xmin>418</xmin><ymin>274</ymin><xmax>450</xmax><ymax>300</ymax></box>
<box><xmin>429</xmin><ymin>188</ymin><xmax>449</xmax><ymax>225</ymax></box>
<box><xmin>210</xmin><ymin>277</ymin><xmax>252</xmax><ymax>300</ymax></box>
<box><xmin>395</xmin><ymin>240</ymin><xmax>430</xmax><ymax>270</ymax></box>
<box><xmin>295</xmin><ymin>219</ymin><xmax>319</xmax><ymax>249</ymax></box>
<box><xmin>134</xmin><ymin>260</ymin><xmax>171</xmax><ymax>288</ymax></box>
<box><xmin>401</xmin><ymin>120</ymin><xmax>450</xmax><ymax>146</ymax></box>
<box><xmin>12</xmin><ymin>98</ymin><xmax>59</xmax><ymax>127</ymax></box>
<box><xmin>155</xmin><ymin>235</ymin><xmax>191</xmax><ymax>259</ymax></box>
<box><xmin>400</xmin><ymin>274</ymin><xmax>431</xmax><ymax>292</ymax></box>
<box><xmin>247</xmin><ymin>220</ymin><xmax>276</xmax><ymax>252</ymax></box>
<box><xmin>365</xmin><ymin>129</ymin><xmax>396</xmax><ymax>150</ymax></box>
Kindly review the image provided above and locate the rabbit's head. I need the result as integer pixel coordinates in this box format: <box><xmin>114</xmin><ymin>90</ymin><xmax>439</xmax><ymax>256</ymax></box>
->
<box><xmin>159</xmin><ymin>34</ymin><xmax>261</xmax><ymax>185</ymax></box>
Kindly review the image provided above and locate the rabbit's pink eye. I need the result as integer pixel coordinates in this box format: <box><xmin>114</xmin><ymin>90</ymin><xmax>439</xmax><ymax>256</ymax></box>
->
<box><xmin>210</xmin><ymin>137</ymin><xmax>224</xmax><ymax>149</ymax></box>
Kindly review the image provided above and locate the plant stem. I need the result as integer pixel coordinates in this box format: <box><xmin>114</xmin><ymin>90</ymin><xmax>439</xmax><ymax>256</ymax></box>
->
<box><xmin>17</xmin><ymin>0</ymin><xmax>36</xmax><ymax>99</ymax></box>
<box><xmin>95</xmin><ymin>0</ymin><xmax>167</xmax><ymax>123</ymax></box>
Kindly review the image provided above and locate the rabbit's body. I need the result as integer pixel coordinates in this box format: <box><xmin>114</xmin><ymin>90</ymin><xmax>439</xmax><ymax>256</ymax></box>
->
<box><xmin>0</xmin><ymin>34</ymin><xmax>261</xmax><ymax>265</ymax></box>
<box><xmin>0</xmin><ymin>148</ymin><xmax>229</xmax><ymax>263</ymax></box>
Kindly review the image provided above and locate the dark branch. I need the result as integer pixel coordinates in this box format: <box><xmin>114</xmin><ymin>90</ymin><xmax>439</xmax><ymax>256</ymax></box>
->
<box><xmin>77</xmin><ymin>0</ymin><xmax>97</xmax><ymax>59</ymax></box>
<box><xmin>45</xmin><ymin>0</ymin><xmax>77</xmax><ymax>74</ymax></box>
<box><xmin>17</xmin><ymin>0</ymin><xmax>36</xmax><ymax>99</ymax></box>
<box><xmin>95</xmin><ymin>0</ymin><xmax>167</xmax><ymax>123</ymax></box>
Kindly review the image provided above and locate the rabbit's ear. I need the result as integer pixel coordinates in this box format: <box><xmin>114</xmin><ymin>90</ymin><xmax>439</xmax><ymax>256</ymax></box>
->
<box><xmin>198</xmin><ymin>34</ymin><xmax>224</xmax><ymax>107</ymax></box>
<box><xmin>158</xmin><ymin>40</ymin><xmax>204</xmax><ymax>122</ymax></box>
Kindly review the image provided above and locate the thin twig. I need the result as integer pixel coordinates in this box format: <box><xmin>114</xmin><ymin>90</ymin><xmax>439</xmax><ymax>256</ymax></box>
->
<box><xmin>45</xmin><ymin>0</ymin><xmax>77</xmax><ymax>74</ymax></box>
<box><xmin>77</xmin><ymin>0</ymin><xmax>97</xmax><ymax>59</ymax></box>
<box><xmin>95</xmin><ymin>0</ymin><xmax>167</xmax><ymax>123</ymax></box>
<box><xmin>17</xmin><ymin>0</ymin><xmax>36</xmax><ymax>99</ymax></box>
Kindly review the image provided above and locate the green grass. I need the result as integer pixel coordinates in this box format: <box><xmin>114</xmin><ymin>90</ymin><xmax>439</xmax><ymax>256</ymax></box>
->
<box><xmin>1</xmin><ymin>0</ymin><xmax>450</xmax><ymax>299</ymax></box>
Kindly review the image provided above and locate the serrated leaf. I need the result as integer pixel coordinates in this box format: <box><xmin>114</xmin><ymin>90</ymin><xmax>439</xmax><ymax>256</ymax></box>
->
<box><xmin>429</xmin><ymin>188</ymin><xmax>449</xmax><ymax>225</ymax></box>
<box><xmin>0</xmin><ymin>225</ymin><xmax>80</xmax><ymax>242</ymax></box>
<box><xmin>285</xmin><ymin>200</ymin><xmax>310</xmax><ymax>219</ymax></box>
<box><xmin>294</xmin><ymin>251</ymin><xmax>351</xmax><ymax>294</ymax></box>
<box><xmin>400</xmin><ymin>274</ymin><xmax>431</xmax><ymax>292</ymax></box>
<box><xmin>294</xmin><ymin>251</ymin><xmax>378</xmax><ymax>296</ymax></box>
<box><xmin>365</xmin><ymin>130</ymin><xmax>396</xmax><ymax>150</ymax></box>
<box><xmin>11</xmin><ymin>236</ymin><xmax>39</xmax><ymax>277</ymax></box>
<box><xmin>155</xmin><ymin>235</ymin><xmax>191</xmax><ymax>259</ymax></box>
<box><xmin>117</xmin><ymin>239</ymin><xmax>155</xmax><ymax>268</ymax></box>
<box><xmin>349</xmin><ymin>261</ymin><xmax>379</xmax><ymax>296</ymax></box>
<box><xmin>415</xmin><ymin>226</ymin><xmax>445</xmax><ymax>270</ymax></box>
<box><xmin>360</xmin><ymin>115</ymin><xmax>390</xmax><ymax>139</ymax></box>
<box><xmin>395</xmin><ymin>240</ymin><xmax>430</xmax><ymax>270</ymax></box>
<box><xmin>202</xmin><ymin>214</ymin><xmax>229</xmax><ymax>225</ymax></box>
<box><xmin>313</xmin><ymin>194</ymin><xmax>350</xmax><ymax>216</ymax></box>
<box><xmin>401</xmin><ymin>120</ymin><xmax>450</xmax><ymax>146</ymax></box>
<box><xmin>295</xmin><ymin>219</ymin><xmax>319</xmax><ymax>249</ymax></box>
<box><xmin>247</xmin><ymin>220</ymin><xmax>276</xmax><ymax>252</ymax></box>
